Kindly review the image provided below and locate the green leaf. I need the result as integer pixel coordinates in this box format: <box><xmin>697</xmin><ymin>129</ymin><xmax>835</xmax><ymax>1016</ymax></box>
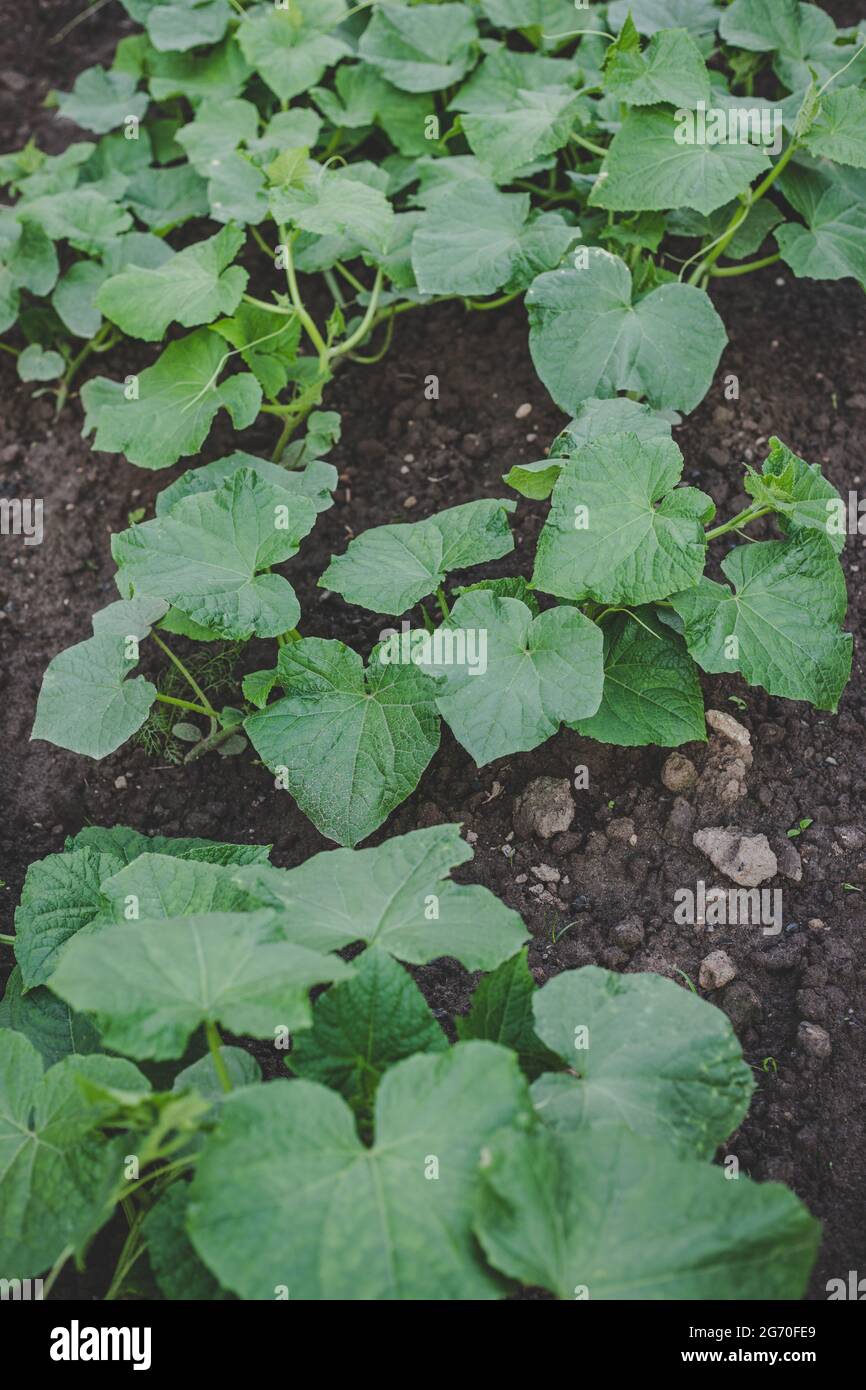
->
<box><xmin>31</xmin><ymin>596</ymin><xmax>168</xmax><ymax>763</ymax></box>
<box><xmin>97</xmin><ymin>226</ymin><xmax>247</xmax><ymax>341</ymax></box>
<box><xmin>270</xmin><ymin>163</ymin><xmax>394</xmax><ymax>257</ymax></box>
<box><xmin>570</xmin><ymin>609</ymin><xmax>706</xmax><ymax>748</ymax></box>
<box><xmin>0</xmin><ymin>214</ymin><xmax>59</xmax><ymax>296</ymax></box>
<box><xmin>96</xmin><ymin>853</ymin><xmax>259</xmax><ymax>923</ymax></box>
<box><xmin>50</xmin><ymin>912</ymin><xmax>352</xmax><ymax>1060</ymax></box>
<box><xmin>719</xmin><ymin>0</ymin><xmax>866</xmax><ymax>91</ymax></box>
<box><xmin>529</xmin><ymin>966</ymin><xmax>752</xmax><ymax>1156</ymax></box>
<box><xmin>412</xmin><ymin>181</ymin><xmax>575</xmax><ymax>296</ymax></box>
<box><xmin>0</xmin><ymin>1030</ymin><xmax>150</xmax><ymax>1277</ymax></box>
<box><xmin>113</xmin><ymin>468</ymin><xmax>316</xmax><ymax>639</ymax></box>
<box><xmin>456</xmin><ymin>950</ymin><xmax>560</xmax><ymax>1081</ymax></box>
<box><xmin>65</xmin><ymin>825</ymin><xmax>271</xmax><ymax>868</ymax></box>
<box><xmin>604</xmin><ymin>20</ymin><xmax>710</xmax><ymax>109</ymax></box>
<box><xmin>176</xmin><ymin>97</ymin><xmax>258</xmax><ymax>174</ymax></box>
<box><xmin>82</xmin><ymin>329</ymin><xmax>262</xmax><ymax>469</ymax></box>
<box><xmin>289</xmin><ymin>947</ymin><xmax>448</xmax><ymax>1112</ymax></box>
<box><xmin>417</xmin><ymin>592</ymin><xmax>603</xmax><ymax>765</ymax></box>
<box><xmin>607</xmin><ymin>0</ymin><xmax>720</xmax><ymax>38</ymax></box>
<box><xmin>244</xmin><ymin>638</ymin><xmax>440</xmax><ymax>846</ymax></box>
<box><xmin>591</xmin><ymin>106</ymin><xmax>772</xmax><ymax>216</ymax></box>
<box><xmin>55</xmin><ymin>65</ymin><xmax>148</xmax><ymax>133</ymax></box>
<box><xmin>125</xmin><ymin>163</ymin><xmax>209</xmax><ymax>231</ymax></box>
<box><xmin>173</xmin><ymin>1046</ymin><xmax>261</xmax><ymax>1102</ymax></box>
<box><xmin>359</xmin><ymin>3</ymin><xmax>478</xmax><ymax>93</ymax></box>
<box><xmin>51</xmin><ymin>261</ymin><xmax>106</xmax><ymax>338</ymax></box>
<box><xmin>671</xmin><ymin>532</ymin><xmax>852</xmax><ymax>711</ymax></box>
<box><xmin>505</xmin><ymin>397</ymin><xmax>672</xmax><ymax>499</ymax></box>
<box><xmin>802</xmin><ymin>89</ymin><xmax>866</xmax><ymax>169</ymax></box>
<box><xmin>17</xmin><ymin>344</ymin><xmax>63</xmax><ymax>381</ymax></box>
<box><xmin>775</xmin><ymin>163</ymin><xmax>866</xmax><ymax>290</ymax></box>
<box><xmin>532</xmin><ymin>432</ymin><xmax>710</xmax><ymax>604</ymax></box>
<box><xmin>237</xmin><ymin>0</ymin><xmax>348</xmax><ymax>102</ymax></box>
<box><xmin>212</xmin><ymin>304</ymin><xmax>302</xmax><ymax>397</ymax></box>
<box><xmin>451</xmin><ymin>49</ymin><xmax>585</xmax><ymax>181</ymax></box>
<box><xmin>527</xmin><ymin>251</ymin><xmax>726</xmax><ymax>414</ymax></box>
<box><xmin>156</xmin><ymin>450</ymin><xmax>335</xmax><ymax>516</ymax></box>
<box><xmin>146</xmin><ymin>0</ymin><xmax>231</xmax><ymax>53</ymax></box>
<box><xmin>0</xmin><ymin>967</ymin><xmax>103</xmax><ymax>1067</ymax></box>
<box><xmin>187</xmin><ymin>1041</ymin><xmax>530</xmax><ymax>1300</ymax></box>
<box><xmin>148</xmin><ymin>36</ymin><xmax>252</xmax><ymax>103</ymax></box>
<box><xmin>475</xmin><ymin>1123</ymin><xmax>820</xmax><ymax>1300</ymax></box>
<box><xmin>235</xmin><ymin>823</ymin><xmax>527</xmax><ymax>970</ymax></box>
<box><xmin>321</xmin><ymin>498</ymin><xmax>515</xmax><ymax>615</ymax></box>
<box><xmin>744</xmin><ymin>435</ymin><xmax>845</xmax><ymax>553</ymax></box>
<box><xmin>144</xmin><ymin>1185</ymin><xmax>228</xmax><ymax>1300</ymax></box>
<box><xmin>18</xmin><ymin>189</ymin><xmax>133</xmax><ymax>254</ymax></box>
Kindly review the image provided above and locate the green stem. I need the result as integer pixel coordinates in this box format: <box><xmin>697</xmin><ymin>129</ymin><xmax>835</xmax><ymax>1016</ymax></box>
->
<box><xmin>206</xmin><ymin>1020</ymin><xmax>233</xmax><ymax>1094</ymax></box>
<box><xmin>280</xmin><ymin>228</ymin><xmax>329</xmax><ymax>369</ymax></box>
<box><xmin>689</xmin><ymin>141</ymin><xmax>800</xmax><ymax>286</ymax></box>
<box><xmin>151</xmin><ymin>632</ymin><xmax>219</xmax><ymax>718</ymax></box>
<box><xmin>705</xmin><ymin>505</ymin><xmax>772</xmax><ymax>541</ymax></box>
<box><xmin>42</xmin><ymin>1245</ymin><xmax>74</xmax><ymax>1299</ymax></box>
<box><xmin>154</xmin><ymin>693</ymin><xmax>214</xmax><ymax>718</ymax></box>
<box><xmin>0</xmin><ymin>933</ymin><xmax>15</xmax><ymax>946</ymax></box>
<box><xmin>334</xmin><ymin>261</ymin><xmax>367</xmax><ymax>294</ymax></box>
<box><xmin>463</xmin><ymin>290</ymin><xmax>521</xmax><ymax>311</ymax></box>
<box><xmin>54</xmin><ymin>322</ymin><xmax>114</xmax><ymax>414</ymax></box>
<box><xmin>242</xmin><ymin>292</ymin><xmax>294</xmax><ymax>316</ymax></box>
<box><xmin>330</xmin><ymin>268</ymin><xmax>384</xmax><ymax>358</ymax></box>
<box><xmin>571</xmin><ymin>133</ymin><xmax>608</xmax><ymax>158</ymax></box>
<box><xmin>435</xmin><ymin>586</ymin><xmax>450</xmax><ymax>621</ymax></box>
<box><xmin>711</xmin><ymin>252</ymin><xmax>781</xmax><ymax>278</ymax></box>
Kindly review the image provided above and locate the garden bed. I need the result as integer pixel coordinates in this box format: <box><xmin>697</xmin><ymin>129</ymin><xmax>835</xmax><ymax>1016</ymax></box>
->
<box><xmin>1</xmin><ymin>0</ymin><xmax>864</xmax><ymax>1302</ymax></box>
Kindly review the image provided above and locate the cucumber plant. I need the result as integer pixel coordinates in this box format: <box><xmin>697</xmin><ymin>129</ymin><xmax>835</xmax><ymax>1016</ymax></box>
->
<box><xmin>0</xmin><ymin>823</ymin><xmax>820</xmax><ymax>1300</ymax></box>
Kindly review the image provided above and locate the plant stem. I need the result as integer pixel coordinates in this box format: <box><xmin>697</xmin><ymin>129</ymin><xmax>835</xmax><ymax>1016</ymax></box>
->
<box><xmin>42</xmin><ymin>1245</ymin><xmax>74</xmax><ymax>1298</ymax></box>
<box><xmin>571</xmin><ymin>133</ymin><xmax>608</xmax><ymax>158</ymax></box>
<box><xmin>242</xmin><ymin>292</ymin><xmax>294</xmax><ymax>316</ymax></box>
<box><xmin>0</xmin><ymin>933</ymin><xmax>15</xmax><ymax>946</ymax></box>
<box><xmin>705</xmin><ymin>505</ymin><xmax>772</xmax><ymax>541</ymax></box>
<box><xmin>279</xmin><ymin>227</ymin><xmax>329</xmax><ymax>369</ymax></box>
<box><xmin>330</xmin><ymin>268</ymin><xmax>384</xmax><ymax>358</ymax></box>
<box><xmin>54</xmin><ymin>322</ymin><xmax>114</xmax><ymax>415</ymax></box>
<box><xmin>711</xmin><ymin>253</ymin><xmax>781</xmax><ymax>278</ymax></box>
<box><xmin>155</xmin><ymin>693</ymin><xmax>214</xmax><ymax>717</ymax></box>
<box><xmin>435</xmin><ymin>586</ymin><xmax>450</xmax><ymax>621</ymax></box>
<box><xmin>462</xmin><ymin>290</ymin><xmax>521</xmax><ymax>311</ymax></box>
<box><xmin>688</xmin><ymin>140</ymin><xmax>800</xmax><ymax>287</ymax></box>
<box><xmin>151</xmin><ymin>632</ymin><xmax>219</xmax><ymax>717</ymax></box>
<box><xmin>206</xmin><ymin>1020</ymin><xmax>233</xmax><ymax>1094</ymax></box>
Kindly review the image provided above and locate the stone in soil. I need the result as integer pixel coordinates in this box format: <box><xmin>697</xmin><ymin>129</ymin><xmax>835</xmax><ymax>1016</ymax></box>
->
<box><xmin>693</xmin><ymin>827</ymin><xmax>778</xmax><ymax>886</ymax></box>
<box><xmin>699</xmin><ymin>950</ymin><xmax>738</xmax><ymax>991</ymax></box>
<box><xmin>513</xmin><ymin>777</ymin><xmax>574</xmax><ymax>840</ymax></box>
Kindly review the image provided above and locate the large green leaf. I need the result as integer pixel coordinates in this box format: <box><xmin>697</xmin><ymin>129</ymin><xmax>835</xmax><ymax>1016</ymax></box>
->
<box><xmin>96</xmin><ymin>226</ymin><xmax>247</xmax><ymax>340</ymax></box>
<box><xmin>20</xmin><ymin>189</ymin><xmax>133</xmax><ymax>253</ymax></box>
<box><xmin>156</xmin><ymin>451</ymin><xmax>335</xmax><ymax>517</ymax></box>
<box><xmin>450</xmin><ymin>48</ymin><xmax>584</xmax><ymax>181</ymax></box>
<box><xmin>775</xmin><ymin>163</ymin><xmax>866</xmax><ymax>290</ymax></box>
<box><xmin>144</xmin><ymin>1185</ymin><xmax>228</xmax><ymax>1301</ymax></box>
<box><xmin>418</xmin><ymin>592</ymin><xmax>604</xmax><ymax>764</ymax></box>
<box><xmin>50</xmin><ymin>912</ymin><xmax>352</xmax><ymax>1060</ymax></box>
<box><xmin>456</xmin><ymin>950</ymin><xmax>560</xmax><ymax>1081</ymax></box>
<box><xmin>671</xmin><ymin>532</ymin><xmax>852</xmax><ymax>711</ymax></box>
<box><xmin>55</xmin><ymin>65</ymin><xmax>148</xmax><ymax>133</ymax></box>
<box><xmin>113</xmin><ymin>469</ymin><xmax>316</xmax><ymax>639</ymax></box>
<box><xmin>188</xmin><ymin>1042</ymin><xmax>530</xmax><ymax>1299</ymax></box>
<box><xmin>289</xmin><ymin>947</ymin><xmax>448</xmax><ymax>1112</ymax></box>
<box><xmin>570</xmin><ymin>610</ymin><xmax>706</xmax><ymax>748</ymax></box>
<box><xmin>0</xmin><ymin>968</ymin><xmax>103</xmax><ymax>1068</ymax></box>
<box><xmin>719</xmin><ymin>0</ymin><xmax>866</xmax><ymax>92</ymax></box>
<box><xmin>96</xmin><ymin>853</ymin><xmax>258</xmax><ymax>924</ymax></box>
<box><xmin>802</xmin><ymin>89</ymin><xmax>866</xmax><ymax>169</ymax></box>
<box><xmin>320</xmin><ymin>498</ymin><xmax>515</xmax><ymax>614</ymax></box>
<box><xmin>235</xmin><ymin>823</ymin><xmax>527</xmax><ymax>970</ymax></box>
<box><xmin>125</xmin><ymin>164</ymin><xmax>209</xmax><ymax>230</ymax></box>
<box><xmin>359</xmin><ymin>3</ymin><xmax>479</xmax><ymax>93</ymax></box>
<box><xmin>532</xmin><ymin>432</ymin><xmax>711</xmax><ymax>604</ymax></box>
<box><xmin>505</xmin><ymin>397</ymin><xmax>672</xmax><ymax>499</ymax></box>
<box><xmin>82</xmin><ymin>329</ymin><xmax>262</xmax><ymax>470</ymax></box>
<box><xmin>31</xmin><ymin>596</ymin><xmax>168</xmax><ymax>762</ymax></box>
<box><xmin>65</xmin><ymin>826</ymin><xmax>271</xmax><ymax>868</ymax></box>
<box><xmin>526</xmin><ymin>250</ymin><xmax>726</xmax><ymax>413</ymax></box>
<box><xmin>591</xmin><ymin>106</ymin><xmax>771</xmax><ymax>216</ymax></box>
<box><xmin>475</xmin><ymin>1124</ymin><xmax>820</xmax><ymax>1300</ymax></box>
<box><xmin>270</xmin><ymin>162</ymin><xmax>394</xmax><ymax>257</ymax></box>
<box><xmin>413</xmin><ymin>181</ymin><xmax>575</xmax><ymax>296</ymax></box>
<box><xmin>607</xmin><ymin>0</ymin><xmax>719</xmax><ymax>38</ymax></box>
<box><xmin>244</xmin><ymin>638</ymin><xmax>440</xmax><ymax>846</ymax></box>
<box><xmin>604</xmin><ymin>17</ymin><xmax>710</xmax><ymax>108</ymax></box>
<box><xmin>237</xmin><ymin>1</ymin><xmax>348</xmax><ymax>102</ymax></box>
<box><xmin>13</xmin><ymin>846</ymin><xmax>123</xmax><ymax>989</ymax></box>
<box><xmin>744</xmin><ymin>436</ymin><xmax>845</xmax><ymax>553</ymax></box>
<box><xmin>146</xmin><ymin>0</ymin><xmax>232</xmax><ymax>53</ymax></box>
<box><xmin>0</xmin><ymin>1030</ymin><xmax>149</xmax><ymax>1277</ymax></box>
<box><xmin>529</xmin><ymin>967</ymin><xmax>752</xmax><ymax>1156</ymax></box>
<box><xmin>148</xmin><ymin>36</ymin><xmax>252</xmax><ymax>103</ymax></box>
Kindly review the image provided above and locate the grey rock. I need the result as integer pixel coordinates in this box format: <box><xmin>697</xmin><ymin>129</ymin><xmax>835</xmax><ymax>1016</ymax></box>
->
<box><xmin>835</xmin><ymin>825</ymin><xmax>866</xmax><ymax>851</ymax></box>
<box><xmin>513</xmin><ymin>777</ymin><xmax>575</xmax><ymax>840</ymax></box>
<box><xmin>693</xmin><ymin>827</ymin><xmax>778</xmax><ymax>886</ymax></box>
<box><xmin>699</xmin><ymin>950</ymin><xmax>737</xmax><ymax>991</ymax></box>
<box><xmin>720</xmin><ymin>980</ymin><xmax>762</xmax><ymax>1033</ymax></box>
<box><xmin>798</xmin><ymin>1021</ymin><xmax>831</xmax><ymax>1058</ymax></box>
<box><xmin>612</xmin><ymin>915</ymin><xmax>644</xmax><ymax>950</ymax></box>
<box><xmin>661</xmin><ymin>752</ymin><xmax>697</xmax><ymax>793</ymax></box>
<box><xmin>776</xmin><ymin>841</ymin><xmax>803</xmax><ymax>881</ymax></box>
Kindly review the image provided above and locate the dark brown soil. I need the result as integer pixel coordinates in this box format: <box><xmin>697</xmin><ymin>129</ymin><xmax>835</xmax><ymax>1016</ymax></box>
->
<box><xmin>2</xmin><ymin>0</ymin><xmax>865</xmax><ymax>1302</ymax></box>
